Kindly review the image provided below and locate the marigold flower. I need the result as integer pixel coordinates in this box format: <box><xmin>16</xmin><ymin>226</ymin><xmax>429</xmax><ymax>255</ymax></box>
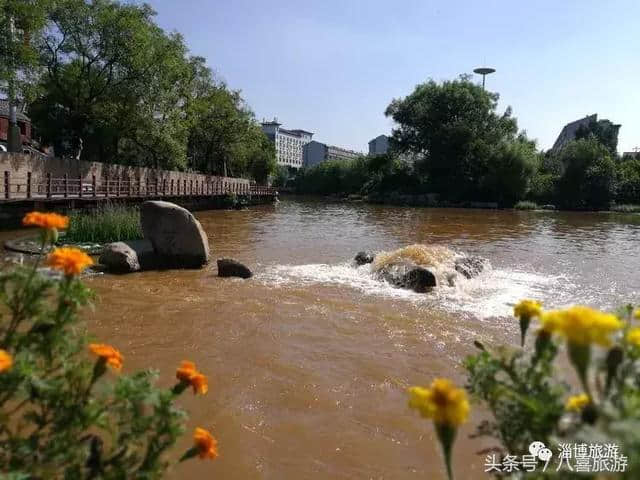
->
<box><xmin>514</xmin><ymin>299</ymin><xmax>542</xmax><ymax>318</ymax></box>
<box><xmin>627</xmin><ymin>327</ymin><xmax>640</xmax><ymax>347</ymax></box>
<box><xmin>22</xmin><ymin>211</ymin><xmax>69</xmax><ymax>230</ymax></box>
<box><xmin>176</xmin><ymin>360</ymin><xmax>208</xmax><ymax>395</ymax></box>
<box><xmin>0</xmin><ymin>349</ymin><xmax>12</xmax><ymax>373</ymax></box>
<box><xmin>47</xmin><ymin>247</ymin><xmax>93</xmax><ymax>276</ymax></box>
<box><xmin>540</xmin><ymin>306</ymin><xmax>623</xmax><ymax>346</ymax></box>
<box><xmin>89</xmin><ymin>343</ymin><xmax>123</xmax><ymax>371</ymax></box>
<box><xmin>408</xmin><ymin>378</ymin><xmax>469</xmax><ymax>427</ymax></box>
<box><xmin>193</xmin><ymin>427</ymin><xmax>218</xmax><ymax>459</ymax></box>
<box><xmin>565</xmin><ymin>393</ymin><xmax>590</xmax><ymax>412</ymax></box>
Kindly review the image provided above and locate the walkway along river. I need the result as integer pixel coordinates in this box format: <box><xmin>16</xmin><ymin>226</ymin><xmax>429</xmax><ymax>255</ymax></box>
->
<box><xmin>3</xmin><ymin>197</ymin><xmax>639</xmax><ymax>478</ymax></box>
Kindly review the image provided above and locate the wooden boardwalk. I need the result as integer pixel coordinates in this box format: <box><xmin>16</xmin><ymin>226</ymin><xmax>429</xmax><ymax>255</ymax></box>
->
<box><xmin>1</xmin><ymin>171</ymin><xmax>277</xmax><ymax>203</ymax></box>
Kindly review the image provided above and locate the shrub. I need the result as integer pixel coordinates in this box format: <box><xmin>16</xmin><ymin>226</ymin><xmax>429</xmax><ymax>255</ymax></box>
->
<box><xmin>64</xmin><ymin>204</ymin><xmax>143</xmax><ymax>244</ymax></box>
<box><xmin>610</xmin><ymin>204</ymin><xmax>640</xmax><ymax>213</ymax></box>
<box><xmin>514</xmin><ymin>201</ymin><xmax>538</xmax><ymax>210</ymax></box>
<box><xmin>555</xmin><ymin>138</ymin><xmax>617</xmax><ymax>210</ymax></box>
<box><xmin>0</xmin><ymin>213</ymin><xmax>217</xmax><ymax>477</ymax></box>
<box><xmin>409</xmin><ymin>300</ymin><xmax>640</xmax><ymax>478</ymax></box>
<box><xmin>480</xmin><ymin>139</ymin><xmax>538</xmax><ymax>206</ymax></box>
<box><xmin>616</xmin><ymin>157</ymin><xmax>640</xmax><ymax>205</ymax></box>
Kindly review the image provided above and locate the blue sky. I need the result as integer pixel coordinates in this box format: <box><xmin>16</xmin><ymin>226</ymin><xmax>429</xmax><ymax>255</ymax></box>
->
<box><xmin>144</xmin><ymin>0</ymin><xmax>639</xmax><ymax>154</ymax></box>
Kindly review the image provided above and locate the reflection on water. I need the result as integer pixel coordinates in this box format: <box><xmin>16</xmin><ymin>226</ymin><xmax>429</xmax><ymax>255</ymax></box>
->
<box><xmin>2</xmin><ymin>198</ymin><xmax>639</xmax><ymax>479</ymax></box>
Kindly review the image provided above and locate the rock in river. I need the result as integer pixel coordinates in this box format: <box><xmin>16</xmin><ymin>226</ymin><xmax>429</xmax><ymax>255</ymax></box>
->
<box><xmin>354</xmin><ymin>251</ymin><xmax>375</xmax><ymax>265</ymax></box>
<box><xmin>454</xmin><ymin>256</ymin><xmax>487</xmax><ymax>279</ymax></box>
<box><xmin>99</xmin><ymin>240</ymin><xmax>156</xmax><ymax>273</ymax></box>
<box><xmin>141</xmin><ymin>201</ymin><xmax>210</xmax><ymax>268</ymax></box>
<box><xmin>377</xmin><ymin>261</ymin><xmax>437</xmax><ymax>292</ymax></box>
<box><xmin>217</xmin><ymin>258</ymin><xmax>253</xmax><ymax>279</ymax></box>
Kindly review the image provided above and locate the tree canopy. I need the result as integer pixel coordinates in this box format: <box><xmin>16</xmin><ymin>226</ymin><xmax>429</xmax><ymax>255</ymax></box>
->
<box><xmin>6</xmin><ymin>0</ymin><xmax>275</xmax><ymax>181</ymax></box>
<box><xmin>385</xmin><ymin>75</ymin><xmax>534</xmax><ymax>202</ymax></box>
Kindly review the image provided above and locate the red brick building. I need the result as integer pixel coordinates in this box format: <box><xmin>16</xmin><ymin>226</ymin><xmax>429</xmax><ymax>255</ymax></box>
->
<box><xmin>0</xmin><ymin>99</ymin><xmax>32</xmax><ymax>146</ymax></box>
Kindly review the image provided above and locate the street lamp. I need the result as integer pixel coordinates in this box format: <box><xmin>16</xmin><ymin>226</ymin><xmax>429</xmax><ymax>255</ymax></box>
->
<box><xmin>473</xmin><ymin>67</ymin><xmax>496</xmax><ymax>90</ymax></box>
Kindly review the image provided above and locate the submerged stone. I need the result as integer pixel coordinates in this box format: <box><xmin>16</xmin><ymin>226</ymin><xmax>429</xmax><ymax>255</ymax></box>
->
<box><xmin>217</xmin><ymin>258</ymin><xmax>252</xmax><ymax>279</ymax></box>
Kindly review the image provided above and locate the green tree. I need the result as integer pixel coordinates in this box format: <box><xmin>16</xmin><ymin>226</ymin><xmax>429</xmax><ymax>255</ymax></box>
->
<box><xmin>575</xmin><ymin>118</ymin><xmax>620</xmax><ymax>155</ymax></box>
<box><xmin>616</xmin><ymin>156</ymin><xmax>640</xmax><ymax>205</ymax></box>
<box><xmin>480</xmin><ymin>136</ymin><xmax>538</xmax><ymax>206</ymax></box>
<box><xmin>555</xmin><ymin>138</ymin><xmax>617</xmax><ymax>209</ymax></box>
<box><xmin>29</xmin><ymin>0</ymin><xmax>191</xmax><ymax>167</ymax></box>
<box><xmin>385</xmin><ymin>75</ymin><xmax>520</xmax><ymax>200</ymax></box>
<box><xmin>0</xmin><ymin>0</ymin><xmax>52</xmax><ymax>149</ymax></box>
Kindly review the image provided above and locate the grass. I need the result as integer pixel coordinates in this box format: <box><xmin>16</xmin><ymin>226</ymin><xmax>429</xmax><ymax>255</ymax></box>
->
<box><xmin>63</xmin><ymin>204</ymin><xmax>143</xmax><ymax>244</ymax></box>
<box><xmin>610</xmin><ymin>204</ymin><xmax>640</xmax><ymax>213</ymax></box>
<box><xmin>514</xmin><ymin>201</ymin><xmax>538</xmax><ymax>210</ymax></box>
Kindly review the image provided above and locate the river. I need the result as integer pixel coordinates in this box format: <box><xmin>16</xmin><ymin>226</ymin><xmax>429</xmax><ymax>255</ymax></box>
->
<box><xmin>3</xmin><ymin>197</ymin><xmax>640</xmax><ymax>479</ymax></box>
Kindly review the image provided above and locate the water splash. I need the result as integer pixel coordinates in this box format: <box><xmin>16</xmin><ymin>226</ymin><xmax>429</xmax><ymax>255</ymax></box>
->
<box><xmin>372</xmin><ymin>244</ymin><xmax>455</xmax><ymax>271</ymax></box>
<box><xmin>258</xmin><ymin>244</ymin><xmax>569</xmax><ymax>319</ymax></box>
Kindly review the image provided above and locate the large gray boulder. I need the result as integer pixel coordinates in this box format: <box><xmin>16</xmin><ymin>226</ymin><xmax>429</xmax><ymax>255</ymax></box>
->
<box><xmin>141</xmin><ymin>201</ymin><xmax>210</xmax><ymax>268</ymax></box>
<box><xmin>217</xmin><ymin>258</ymin><xmax>252</xmax><ymax>279</ymax></box>
<box><xmin>99</xmin><ymin>240</ymin><xmax>156</xmax><ymax>273</ymax></box>
<box><xmin>378</xmin><ymin>262</ymin><xmax>437</xmax><ymax>292</ymax></box>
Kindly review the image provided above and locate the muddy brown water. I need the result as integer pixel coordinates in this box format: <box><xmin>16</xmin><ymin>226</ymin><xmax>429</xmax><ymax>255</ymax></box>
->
<box><xmin>2</xmin><ymin>198</ymin><xmax>640</xmax><ymax>479</ymax></box>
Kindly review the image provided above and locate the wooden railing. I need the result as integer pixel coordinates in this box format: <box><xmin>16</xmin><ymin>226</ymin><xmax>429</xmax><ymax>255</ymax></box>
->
<box><xmin>1</xmin><ymin>171</ymin><xmax>278</xmax><ymax>201</ymax></box>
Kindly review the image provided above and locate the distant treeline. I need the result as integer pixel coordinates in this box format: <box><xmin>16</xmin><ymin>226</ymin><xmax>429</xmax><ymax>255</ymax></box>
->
<box><xmin>1</xmin><ymin>0</ymin><xmax>276</xmax><ymax>182</ymax></box>
<box><xmin>288</xmin><ymin>76</ymin><xmax>639</xmax><ymax>210</ymax></box>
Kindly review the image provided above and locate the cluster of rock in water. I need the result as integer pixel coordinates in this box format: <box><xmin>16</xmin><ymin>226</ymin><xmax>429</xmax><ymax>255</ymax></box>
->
<box><xmin>99</xmin><ymin>200</ymin><xmax>252</xmax><ymax>278</ymax></box>
<box><xmin>353</xmin><ymin>250</ymin><xmax>486</xmax><ymax>293</ymax></box>
<box><xmin>98</xmin><ymin>200</ymin><xmax>485</xmax><ymax>290</ymax></box>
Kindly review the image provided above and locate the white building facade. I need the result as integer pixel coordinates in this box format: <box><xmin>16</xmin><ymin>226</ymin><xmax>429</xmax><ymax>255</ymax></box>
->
<box><xmin>261</xmin><ymin>119</ymin><xmax>313</xmax><ymax>169</ymax></box>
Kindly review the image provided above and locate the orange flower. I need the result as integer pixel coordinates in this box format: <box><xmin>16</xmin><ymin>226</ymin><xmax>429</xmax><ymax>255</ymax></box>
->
<box><xmin>176</xmin><ymin>360</ymin><xmax>197</xmax><ymax>382</ymax></box>
<box><xmin>47</xmin><ymin>247</ymin><xmax>93</xmax><ymax>276</ymax></box>
<box><xmin>89</xmin><ymin>343</ymin><xmax>123</xmax><ymax>371</ymax></box>
<box><xmin>22</xmin><ymin>211</ymin><xmax>69</xmax><ymax>230</ymax></box>
<box><xmin>193</xmin><ymin>427</ymin><xmax>218</xmax><ymax>459</ymax></box>
<box><xmin>190</xmin><ymin>372</ymin><xmax>208</xmax><ymax>395</ymax></box>
<box><xmin>0</xmin><ymin>349</ymin><xmax>12</xmax><ymax>373</ymax></box>
<box><xmin>176</xmin><ymin>360</ymin><xmax>208</xmax><ymax>395</ymax></box>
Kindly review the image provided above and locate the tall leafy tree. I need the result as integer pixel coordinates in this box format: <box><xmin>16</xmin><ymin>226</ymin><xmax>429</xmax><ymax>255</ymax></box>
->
<box><xmin>0</xmin><ymin>0</ymin><xmax>51</xmax><ymax>149</ymax></box>
<box><xmin>575</xmin><ymin>118</ymin><xmax>620</xmax><ymax>155</ymax></box>
<box><xmin>30</xmin><ymin>0</ymin><xmax>190</xmax><ymax>167</ymax></box>
<box><xmin>555</xmin><ymin>138</ymin><xmax>616</xmax><ymax>209</ymax></box>
<box><xmin>385</xmin><ymin>75</ymin><xmax>522</xmax><ymax>200</ymax></box>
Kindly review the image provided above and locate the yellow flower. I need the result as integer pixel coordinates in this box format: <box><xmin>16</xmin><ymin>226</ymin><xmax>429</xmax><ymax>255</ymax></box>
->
<box><xmin>540</xmin><ymin>306</ymin><xmax>623</xmax><ymax>346</ymax></box>
<box><xmin>89</xmin><ymin>343</ymin><xmax>124</xmax><ymax>371</ymax></box>
<box><xmin>565</xmin><ymin>393</ymin><xmax>590</xmax><ymax>412</ymax></box>
<box><xmin>193</xmin><ymin>427</ymin><xmax>218</xmax><ymax>459</ymax></box>
<box><xmin>514</xmin><ymin>299</ymin><xmax>542</xmax><ymax>318</ymax></box>
<box><xmin>408</xmin><ymin>378</ymin><xmax>470</xmax><ymax>427</ymax></box>
<box><xmin>0</xmin><ymin>349</ymin><xmax>12</xmax><ymax>373</ymax></box>
<box><xmin>634</xmin><ymin>309</ymin><xmax>640</xmax><ymax>320</ymax></box>
<box><xmin>22</xmin><ymin>211</ymin><xmax>69</xmax><ymax>230</ymax></box>
<box><xmin>47</xmin><ymin>247</ymin><xmax>93</xmax><ymax>276</ymax></box>
<box><xmin>176</xmin><ymin>360</ymin><xmax>208</xmax><ymax>395</ymax></box>
<box><xmin>627</xmin><ymin>327</ymin><xmax>640</xmax><ymax>347</ymax></box>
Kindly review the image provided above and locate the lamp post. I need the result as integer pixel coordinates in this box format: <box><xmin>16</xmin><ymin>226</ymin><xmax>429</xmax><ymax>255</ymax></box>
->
<box><xmin>473</xmin><ymin>67</ymin><xmax>496</xmax><ymax>90</ymax></box>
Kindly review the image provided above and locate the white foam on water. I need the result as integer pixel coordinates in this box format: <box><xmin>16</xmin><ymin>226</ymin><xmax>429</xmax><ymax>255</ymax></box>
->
<box><xmin>258</xmin><ymin>258</ymin><xmax>569</xmax><ymax>320</ymax></box>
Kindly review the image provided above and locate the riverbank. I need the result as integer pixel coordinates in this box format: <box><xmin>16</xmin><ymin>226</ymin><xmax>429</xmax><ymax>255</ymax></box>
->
<box><xmin>283</xmin><ymin>192</ymin><xmax>640</xmax><ymax>214</ymax></box>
